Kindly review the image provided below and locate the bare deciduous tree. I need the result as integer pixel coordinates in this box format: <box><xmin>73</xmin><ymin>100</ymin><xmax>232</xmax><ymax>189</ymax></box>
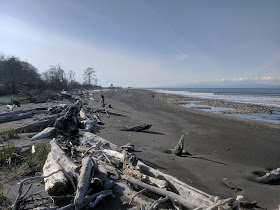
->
<box><xmin>83</xmin><ymin>67</ymin><xmax>97</xmax><ymax>86</ymax></box>
<box><xmin>68</xmin><ymin>70</ymin><xmax>76</xmax><ymax>84</ymax></box>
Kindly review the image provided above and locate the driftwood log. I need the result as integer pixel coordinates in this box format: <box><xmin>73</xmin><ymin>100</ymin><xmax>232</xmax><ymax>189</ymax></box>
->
<box><xmin>43</xmin><ymin>152</ymin><xmax>69</xmax><ymax>195</ymax></box>
<box><xmin>74</xmin><ymin>156</ymin><xmax>95</xmax><ymax>209</ymax></box>
<box><xmin>31</xmin><ymin>127</ymin><xmax>56</xmax><ymax>140</ymax></box>
<box><xmin>122</xmin><ymin>174</ymin><xmax>199</xmax><ymax>209</ymax></box>
<box><xmin>256</xmin><ymin>168</ymin><xmax>280</xmax><ymax>183</ymax></box>
<box><xmin>0</xmin><ymin>111</ymin><xmax>34</xmax><ymax>123</ymax></box>
<box><xmin>14</xmin><ymin>115</ymin><xmax>59</xmax><ymax>133</ymax></box>
<box><xmin>79</xmin><ymin>132</ymin><xmax>120</xmax><ymax>151</ymax></box>
<box><xmin>136</xmin><ymin>160</ymin><xmax>218</xmax><ymax>207</ymax></box>
<box><xmin>50</xmin><ymin>140</ymin><xmax>78</xmax><ymax>180</ymax></box>
<box><xmin>0</xmin><ymin>109</ymin><xmax>33</xmax><ymax>117</ymax></box>
<box><xmin>119</xmin><ymin>124</ymin><xmax>152</xmax><ymax>132</ymax></box>
<box><xmin>54</xmin><ymin>101</ymin><xmax>81</xmax><ymax>137</ymax></box>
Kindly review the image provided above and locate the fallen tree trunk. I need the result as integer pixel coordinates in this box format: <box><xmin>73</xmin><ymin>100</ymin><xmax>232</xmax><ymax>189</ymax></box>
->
<box><xmin>50</xmin><ymin>139</ymin><xmax>78</xmax><ymax>180</ymax></box>
<box><xmin>31</xmin><ymin>127</ymin><xmax>56</xmax><ymax>141</ymax></box>
<box><xmin>137</xmin><ymin>161</ymin><xmax>217</xmax><ymax>207</ymax></box>
<box><xmin>256</xmin><ymin>168</ymin><xmax>280</xmax><ymax>183</ymax></box>
<box><xmin>122</xmin><ymin>174</ymin><xmax>199</xmax><ymax>209</ymax></box>
<box><xmin>0</xmin><ymin>109</ymin><xmax>34</xmax><ymax>117</ymax></box>
<box><xmin>14</xmin><ymin>115</ymin><xmax>60</xmax><ymax>133</ymax></box>
<box><xmin>119</xmin><ymin>124</ymin><xmax>152</xmax><ymax>132</ymax></box>
<box><xmin>74</xmin><ymin>156</ymin><xmax>95</xmax><ymax>209</ymax></box>
<box><xmin>0</xmin><ymin>111</ymin><xmax>34</xmax><ymax>123</ymax></box>
<box><xmin>43</xmin><ymin>152</ymin><xmax>69</xmax><ymax>195</ymax></box>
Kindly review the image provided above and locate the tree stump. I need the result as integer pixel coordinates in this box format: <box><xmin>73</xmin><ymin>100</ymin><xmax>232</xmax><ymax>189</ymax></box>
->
<box><xmin>172</xmin><ymin>135</ymin><xmax>184</xmax><ymax>156</ymax></box>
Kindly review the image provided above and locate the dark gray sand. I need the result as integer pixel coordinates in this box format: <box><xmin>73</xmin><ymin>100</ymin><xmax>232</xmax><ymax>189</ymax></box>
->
<box><xmin>93</xmin><ymin>88</ymin><xmax>280</xmax><ymax>209</ymax></box>
<box><xmin>1</xmin><ymin>88</ymin><xmax>279</xmax><ymax>209</ymax></box>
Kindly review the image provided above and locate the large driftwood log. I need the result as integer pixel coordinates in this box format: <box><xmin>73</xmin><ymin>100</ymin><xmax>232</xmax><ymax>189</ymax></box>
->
<box><xmin>43</xmin><ymin>152</ymin><xmax>69</xmax><ymax>195</ymax></box>
<box><xmin>137</xmin><ymin>160</ymin><xmax>218</xmax><ymax>207</ymax></box>
<box><xmin>172</xmin><ymin>135</ymin><xmax>184</xmax><ymax>156</ymax></box>
<box><xmin>0</xmin><ymin>109</ymin><xmax>33</xmax><ymax>117</ymax></box>
<box><xmin>119</xmin><ymin>124</ymin><xmax>152</xmax><ymax>132</ymax></box>
<box><xmin>79</xmin><ymin>132</ymin><xmax>120</xmax><ymax>151</ymax></box>
<box><xmin>31</xmin><ymin>127</ymin><xmax>56</xmax><ymax>140</ymax></box>
<box><xmin>256</xmin><ymin>168</ymin><xmax>280</xmax><ymax>183</ymax></box>
<box><xmin>0</xmin><ymin>111</ymin><xmax>34</xmax><ymax>123</ymax></box>
<box><xmin>122</xmin><ymin>174</ymin><xmax>199</xmax><ymax>209</ymax></box>
<box><xmin>14</xmin><ymin>115</ymin><xmax>59</xmax><ymax>133</ymax></box>
<box><xmin>74</xmin><ymin>156</ymin><xmax>95</xmax><ymax>209</ymax></box>
<box><xmin>50</xmin><ymin>139</ymin><xmax>78</xmax><ymax>180</ymax></box>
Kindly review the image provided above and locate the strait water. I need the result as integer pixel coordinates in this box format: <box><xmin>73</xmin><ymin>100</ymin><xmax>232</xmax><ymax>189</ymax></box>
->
<box><xmin>151</xmin><ymin>88</ymin><xmax>280</xmax><ymax>124</ymax></box>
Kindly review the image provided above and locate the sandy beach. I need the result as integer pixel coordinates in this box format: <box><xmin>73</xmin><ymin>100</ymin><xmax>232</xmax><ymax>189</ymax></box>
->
<box><xmin>95</xmin><ymin>88</ymin><xmax>280</xmax><ymax>209</ymax></box>
<box><xmin>0</xmin><ymin>88</ymin><xmax>279</xmax><ymax>209</ymax></box>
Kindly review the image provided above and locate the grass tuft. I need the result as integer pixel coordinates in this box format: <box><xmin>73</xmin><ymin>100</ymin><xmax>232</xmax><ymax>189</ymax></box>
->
<box><xmin>0</xmin><ymin>129</ymin><xmax>18</xmax><ymax>142</ymax></box>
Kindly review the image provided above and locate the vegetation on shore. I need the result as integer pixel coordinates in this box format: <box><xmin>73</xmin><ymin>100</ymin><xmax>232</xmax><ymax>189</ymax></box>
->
<box><xmin>0</xmin><ymin>52</ymin><xmax>100</xmax><ymax>96</ymax></box>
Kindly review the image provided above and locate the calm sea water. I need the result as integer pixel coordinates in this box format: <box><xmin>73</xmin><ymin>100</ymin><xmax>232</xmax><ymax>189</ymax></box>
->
<box><xmin>152</xmin><ymin>88</ymin><xmax>280</xmax><ymax>108</ymax></box>
<box><xmin>151</xmin><ymin>88</ymin><xmax>280</xmax><ymax>123</ymax></box>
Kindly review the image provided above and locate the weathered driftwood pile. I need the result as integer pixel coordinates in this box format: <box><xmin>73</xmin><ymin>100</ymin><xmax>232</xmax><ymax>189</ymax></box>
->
<box><xmin>7</xmin><ymin>94</ymin><xmax>269</xmax><ymax>210</ymax></box>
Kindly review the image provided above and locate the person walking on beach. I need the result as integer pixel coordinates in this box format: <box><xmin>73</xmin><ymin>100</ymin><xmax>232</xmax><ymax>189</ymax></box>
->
<box><xmin>101</xmin><ymin>93</ymin><xmax>105</xmax><ymax>107</ymax></box>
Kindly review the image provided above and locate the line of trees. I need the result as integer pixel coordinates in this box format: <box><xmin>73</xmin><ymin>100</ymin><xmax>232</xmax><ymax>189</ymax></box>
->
<box><xmin>0</xmin><ymin>53</ymin><xmax>99</xmax><ymax>95</ymax></box>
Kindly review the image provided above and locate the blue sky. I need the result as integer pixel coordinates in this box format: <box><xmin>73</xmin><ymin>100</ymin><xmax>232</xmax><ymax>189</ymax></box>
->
<box><xmin>0</xmin><ymin>0</ymin><xmax>279</xmax><ymax>87</ymax></box>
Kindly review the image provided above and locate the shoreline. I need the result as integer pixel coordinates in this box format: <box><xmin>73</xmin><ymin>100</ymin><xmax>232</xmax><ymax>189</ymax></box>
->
<box><xmin>98</xmin><ymin>88</ymin><xmax>280</xmax><ymax>209</ymax></box>
<box><xmin>151</xmin><ymin>90</ymin><xmax>280</xmax><ymax>125</ymax></box>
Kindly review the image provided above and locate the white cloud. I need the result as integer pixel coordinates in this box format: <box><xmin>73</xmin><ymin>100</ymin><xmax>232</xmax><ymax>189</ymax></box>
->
<box><xmin>231</xmin><ymin>76</ymin><xmax>280</xmax><ymax>82</ymax></box>
<box><xmin>260</xmin><ymin>76</ymin><xmax>274</xmax><ymax>80</ymax></box>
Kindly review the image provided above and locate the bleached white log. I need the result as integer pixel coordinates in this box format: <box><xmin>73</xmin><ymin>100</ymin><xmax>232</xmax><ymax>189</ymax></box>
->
<box><xmin>50</xmin><ymin>139</ymin><xmax>78</xmax><ymax>179</ymax></box>
<box><xmin>137</xmin><ymin>160</ymin><xmax>218</xmax><ymax>207</ymax></box>
<box><xmin>79</xmin><ymin>109</ymin><xmax>87</xmax><ymax>120</ymax></box>
<box><xmin>256</xmin><ymin>168</ymin><xmax>280</xmax><ymax>183</ymax></box>
<box><xmin>31</xmin><ymin>127</ymin><xmax>56</xmax><ymax>140</ymax></box>
<box><xmin>43</xmin><ymin>152</ymin><xmax>68</xmax><ymax>195</ymax></box>
<box><xmin>103</xmin><ymin>149</ymin><xmax>124</xmax><ymax>166</ymax></box>
<box><xmin>0</xmin><ymin>111</ymin><xmax>34</xmax><ymax>123</ymax></box>
<box><xmin>142</xmin><ymin>175</ymin><xmax>168</xmax><ymax>189</ymax></box>
<box><xmin>74</xmin><ymin>156</ymin><xmax>95</xmax><ymax>209</ymax></box>
<box><xmin>122</xmin><ymin>174</ymin><xmax>199</xmax><ymax>209</ymax></box>
<box><xmin>80</xmin><ymin>132</ymin><xmax>120</xmax><ymax>151</ymax></box>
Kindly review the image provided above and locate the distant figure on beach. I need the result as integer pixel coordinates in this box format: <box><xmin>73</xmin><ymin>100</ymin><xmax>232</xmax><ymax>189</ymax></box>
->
<box><xmin>152</xmin><ymin>94</ymin><xmax>154</xmax><ymax>99</ymax></box>
<box><xmin>101</xmin><ymin>93</ymin><xmax>105</xmax><ymax>107</ymax></box>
